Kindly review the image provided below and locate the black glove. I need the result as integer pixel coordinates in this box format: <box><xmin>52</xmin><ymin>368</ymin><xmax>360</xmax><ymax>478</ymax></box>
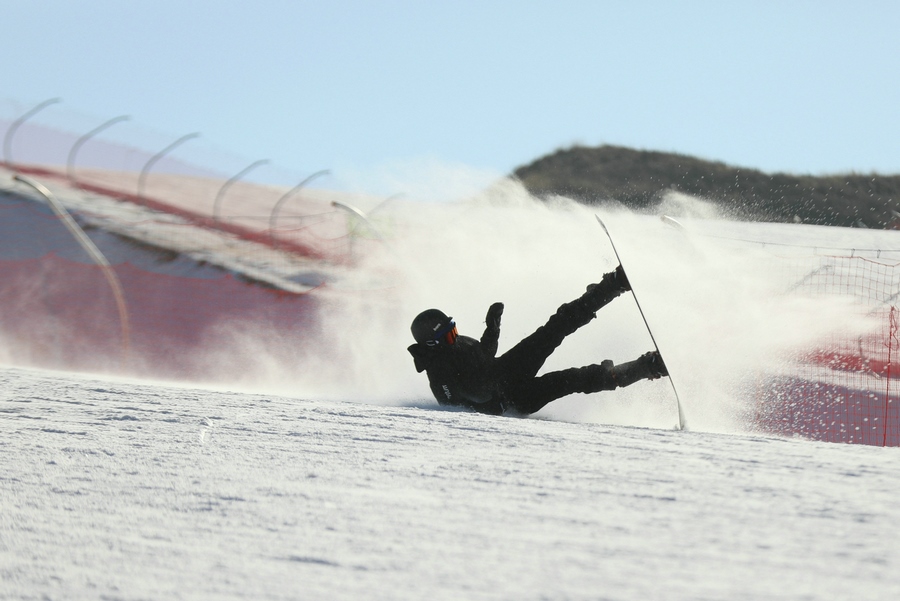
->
<box><xmin>480</xmin><ymin>302</ymin><xmax>504</xmax><ymax>357</ymax></box>
<box><xmin>485</xmin><ymin>302</ymin><xmax>504</xmax><ymax>330</ymax></box>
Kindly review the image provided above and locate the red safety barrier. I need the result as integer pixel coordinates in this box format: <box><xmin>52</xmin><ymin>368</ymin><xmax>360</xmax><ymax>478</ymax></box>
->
<box><xmin>0</xmin><ymin>193</ymin><xmax>320</xmax><ymax>377</ymax></box>
<box><xmin>0</xmin><ymin>254</ymin><xmax>318</xmax><ymax>379</ymax></box>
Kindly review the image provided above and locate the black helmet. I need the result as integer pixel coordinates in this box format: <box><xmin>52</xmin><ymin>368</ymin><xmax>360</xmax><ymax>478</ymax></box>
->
<box><xmin>411</xmin><ymin>309</ymin><xmax>457</xmax><ymax>346</ymax></box>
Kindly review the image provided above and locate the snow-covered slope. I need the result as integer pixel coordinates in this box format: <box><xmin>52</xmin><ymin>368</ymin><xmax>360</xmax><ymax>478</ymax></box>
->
<box><xmin>1</xmin><ymin>366</ymin><xmax>897</xmax><ymax>600</ymax></box>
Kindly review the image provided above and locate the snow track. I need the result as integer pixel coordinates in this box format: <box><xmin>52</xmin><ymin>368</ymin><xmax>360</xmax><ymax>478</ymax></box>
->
<box><xmin>2</xmin><ymin>366</ymin><xmax>898</xmax><ymax>600</ymax></box>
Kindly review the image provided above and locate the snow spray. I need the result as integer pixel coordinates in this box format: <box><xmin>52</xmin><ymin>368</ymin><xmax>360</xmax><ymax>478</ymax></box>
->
<box><xmin>195</xmin><ymin>166</ymin><xmax>870</xmax><ymax>435</ymax></box>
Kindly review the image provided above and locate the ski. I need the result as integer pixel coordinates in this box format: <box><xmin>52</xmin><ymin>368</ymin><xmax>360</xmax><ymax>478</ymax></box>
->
<box><xmin>595</xmin><ymin>215</ymin><xmax>686</xmax><ymax>431</ymax></box>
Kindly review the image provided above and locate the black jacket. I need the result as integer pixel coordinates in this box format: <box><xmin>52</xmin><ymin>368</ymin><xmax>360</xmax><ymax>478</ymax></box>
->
<box><xmin>408</xmin><ymin>303</ymin><xmax>504</xmax><ymax>414</ymax></box>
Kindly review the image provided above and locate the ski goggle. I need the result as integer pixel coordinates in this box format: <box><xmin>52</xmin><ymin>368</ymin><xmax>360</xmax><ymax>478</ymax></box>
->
<box><xmin>425</xmin><ymin>320</ymin><xmax>457</xmax><ymax>346</ymax></box>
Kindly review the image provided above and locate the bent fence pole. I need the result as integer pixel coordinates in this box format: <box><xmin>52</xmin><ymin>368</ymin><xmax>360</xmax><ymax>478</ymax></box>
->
<box><xmin>13</xmin><ymin>174</ymin><xmax>132</xmax><ymax>370</ymax></box>
<box><xmin>331</xmin><ymin>200</ymin><xmax>387</xmax><ymax>263</ymax></box>
<box><xmin>268</xmin><ymin>169</ymin><xmax>330</xmax><ymax>248</ymax></box>
<box><xmin>212</xmin><ymin>159</ymin><xmax>270</xmax><ymax>223</ymax></box>
<box><xmin>137</xmin><ymin>132</ymin><xmax>200</xmax><ymax>199</ymax></box>
<box><xmin>66</xmin><ymin>115</ymin><xmax>131</xmax><ymax>182</ymax></box>
<box><xmin>3</xmin><ymin>97</ymin><xmax>63</xmax><ymax>166</ymax></box>
<box><xmin>331</xmin><ymin>200</ymin><xmax>384</xmax><ymax>241</ymax></box>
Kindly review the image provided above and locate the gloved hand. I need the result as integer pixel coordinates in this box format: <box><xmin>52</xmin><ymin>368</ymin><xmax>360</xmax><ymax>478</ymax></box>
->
<box><xmin>485</xmin><ymin>302</ymin><xmax>504</xmax><ymax>331</ymax></box>
<box><xmin>481</xmin><ymin>302</ymin><xmax>504</xmax><ymax>357</ymax></box>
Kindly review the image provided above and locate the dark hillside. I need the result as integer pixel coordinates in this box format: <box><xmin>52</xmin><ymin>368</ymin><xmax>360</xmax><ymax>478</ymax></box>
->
<box><xmin>513</xmin><ymin>145</ymin><xmax>900</xmax><ymax>228</ymax></box>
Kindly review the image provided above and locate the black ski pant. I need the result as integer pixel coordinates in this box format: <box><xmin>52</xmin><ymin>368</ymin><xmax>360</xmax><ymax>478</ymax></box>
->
<box><xmin>495</xmin><ymin>276</ymin><xmax>622</xmax><ymax>415</ymax></box>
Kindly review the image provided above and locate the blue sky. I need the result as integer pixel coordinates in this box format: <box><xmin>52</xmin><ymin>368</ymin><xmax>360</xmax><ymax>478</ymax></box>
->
<box><xmin>3</xmin><ymin>1</ymin><xmax>899</xmax><ymax>193</ymax></box>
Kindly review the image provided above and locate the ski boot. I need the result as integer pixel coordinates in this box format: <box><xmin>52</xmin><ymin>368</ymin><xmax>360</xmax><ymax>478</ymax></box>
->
<box><xmin>610</xmin><ymin>351</ymin><xmax>668</xmax><ymax>388</ymax></box>
<box><xmin>577</xmin><ymin>265</ymin><xmax>631</xmax><ymax>316</ymax></box>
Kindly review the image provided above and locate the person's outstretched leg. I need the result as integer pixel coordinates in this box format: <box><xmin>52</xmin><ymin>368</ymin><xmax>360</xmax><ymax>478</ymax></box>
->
<box><xmin>504</xmin><ymin>362</ymin><xmax>617</xmax><ymax>414</ymax></box>
<box><xmin>496</xmin><ymin>267</ymin><xmax>630</xmax><ymax>382</ymax></box>
<box><xmin>504</xmin><ymin>351</ymin><xmax>667</xmax><ymax>415</ymax></box>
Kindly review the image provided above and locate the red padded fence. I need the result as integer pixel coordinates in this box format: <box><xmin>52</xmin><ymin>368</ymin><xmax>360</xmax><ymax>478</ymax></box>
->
<box><xmin>0</xmin><ymin>114</ymin><xmax>387</xmax><ymax>386</ymax></box>
<box><xmin>0</xmin><ymin>253</ymin><xmax>319</xmax><ymax>379</ymax></box>
<box><xmin>0</xmin><ymin>187</ymin><xmax>321</xmax><ymax>380</ymax></box>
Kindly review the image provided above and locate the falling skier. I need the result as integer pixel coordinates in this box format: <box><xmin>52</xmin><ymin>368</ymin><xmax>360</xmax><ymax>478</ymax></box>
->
<box><xmin>407</xmin><ymin>266</ymin><xmax>668</xmax><ymax>415</ymax></box>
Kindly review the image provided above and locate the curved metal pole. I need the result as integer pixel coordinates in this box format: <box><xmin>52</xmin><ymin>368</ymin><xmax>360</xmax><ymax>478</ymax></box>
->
<box><xmin>13</xmin><ymin>173</ymin><xmax>132</xmax><ymax>369</ymax></box>
<box><xmin>3</xmin><ymin>97</ymin><xmax>62</xmax><ymax>166</ymax></box>
<box><xmin>268</xmin><ymin>169</ymin><xmax>330</xmax><ymax>246</ymax></box>
<box><xmin>66</xmin><ymin>115</ymin><xmax>130</xmax><ymax>182</ymax></box>
<box><xmin>137</xmin><ymin>132</ymin><xmax>200</xmax><ymax>199</ymax></box>
<box><xmin>212</xmin><ymin>159</ymin><xmax>270</xmax><ymax>223</ymax></box>
<box><xmin>331</xmin><ymin>200</ymin><xmax>384</xmax><ymax>241</ymax></box>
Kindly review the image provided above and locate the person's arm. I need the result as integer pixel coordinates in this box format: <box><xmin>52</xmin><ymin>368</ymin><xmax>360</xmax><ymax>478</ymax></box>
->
<box><xmin>480</xmin><ymin>302</ymin><xmax>503</xmax><ymax>357</ymax></box>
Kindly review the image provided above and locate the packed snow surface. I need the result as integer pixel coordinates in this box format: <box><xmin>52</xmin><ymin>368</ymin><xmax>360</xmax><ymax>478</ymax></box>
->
<box><xmin>2</xmin><ymin>366</ymin><xmax>898</xmax><ymax>600</ymax></box>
